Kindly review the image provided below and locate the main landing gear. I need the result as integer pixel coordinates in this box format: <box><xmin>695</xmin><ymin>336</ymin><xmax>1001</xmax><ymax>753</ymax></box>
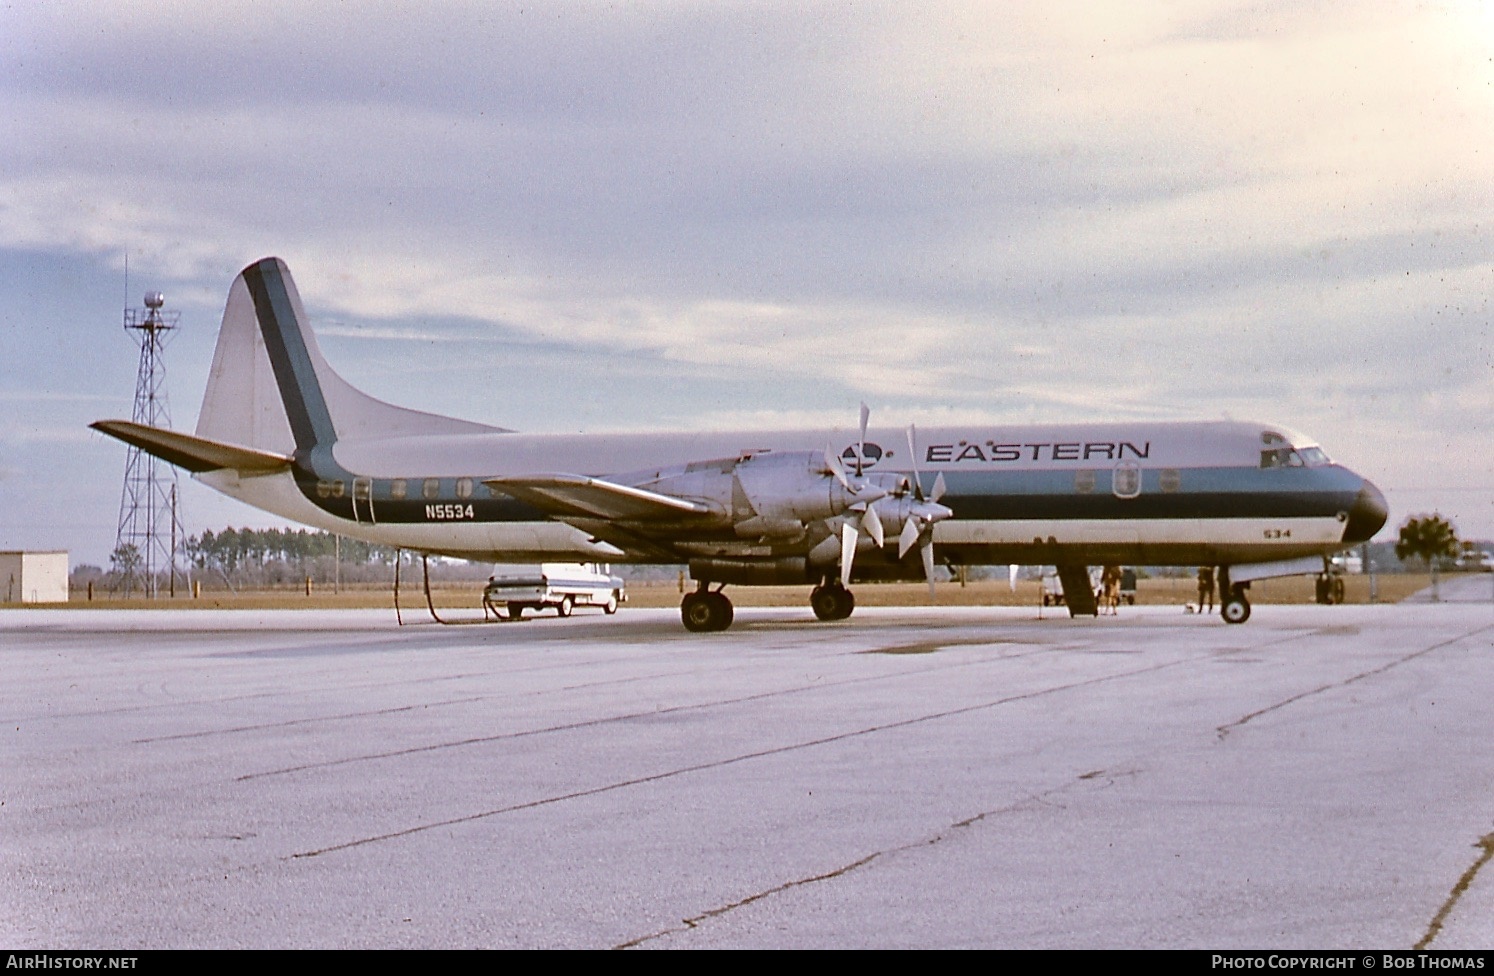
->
<box><xmin>810</xmin><ymin>581</ymin><xmax>855</xmax><ymax>621</ymax></box>
<box><xmin>681</xmin><ymin>584</ymin><xmax>734</xmax><ymax>633</ymax></box>
<box><xmin>679</xmin><ymin>579</ymin><xmax>860</xmax><ymax>632</ymax></box>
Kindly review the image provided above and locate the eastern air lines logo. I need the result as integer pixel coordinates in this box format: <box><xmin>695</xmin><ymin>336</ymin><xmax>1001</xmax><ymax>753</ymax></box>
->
<box><xmin>840</xmin><ymin>443</ymin><xmax>884</xmax><ymax>469</ymax></box>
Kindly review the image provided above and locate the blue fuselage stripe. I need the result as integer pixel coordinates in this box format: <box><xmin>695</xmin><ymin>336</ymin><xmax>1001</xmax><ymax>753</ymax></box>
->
<box><xmin>288</xmin><ymin>466</ymin><xmax>1361</xmax><ymax>526</ymax></box>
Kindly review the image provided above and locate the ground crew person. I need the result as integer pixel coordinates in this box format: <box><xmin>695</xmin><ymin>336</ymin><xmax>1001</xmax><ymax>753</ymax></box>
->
<box><xmin>1197</xmin><ymin>566</ymin><xmax>1215</xmax><ymax>613</ymax></box>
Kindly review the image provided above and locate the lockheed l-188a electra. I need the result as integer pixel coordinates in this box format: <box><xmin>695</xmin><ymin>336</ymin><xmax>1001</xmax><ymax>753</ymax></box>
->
<box><xmin>93</xmin><ymin>257</ymin><xmax>1389</xmax><ymax>631</ymax></box>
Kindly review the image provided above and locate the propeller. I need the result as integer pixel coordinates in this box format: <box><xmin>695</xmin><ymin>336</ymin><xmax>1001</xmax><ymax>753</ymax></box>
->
<box><xmin>898</xmin><ymin>424</ymin><xmax>954</xmax><ymax>597</ymax></box>
<box><xmin>834</xmin><ymin>410</ymin><xmax>954</xmax><ymax>590</ymax></box>
<box><xmin>836</xmin><ymin>402</ymin><xmax>885</xmax><ymax>586</ymax></box>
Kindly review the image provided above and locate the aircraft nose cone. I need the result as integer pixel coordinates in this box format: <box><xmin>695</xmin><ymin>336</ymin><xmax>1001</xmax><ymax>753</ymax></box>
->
<box><xmin>1342</xmin><ymin>479</ymin><xmax>1389</xmax><ymax>543</ymax></box>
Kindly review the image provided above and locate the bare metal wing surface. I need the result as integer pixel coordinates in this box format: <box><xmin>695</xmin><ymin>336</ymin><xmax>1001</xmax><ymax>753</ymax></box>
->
<box><xmin>484</xmin><ymin>474</ymin><xmax>716</xmax><ymax>522</ymax></box>
<box><xmin>89</xmin><ymin>419</ymin><xmax>292</xmax><ymax>475</ymax></box>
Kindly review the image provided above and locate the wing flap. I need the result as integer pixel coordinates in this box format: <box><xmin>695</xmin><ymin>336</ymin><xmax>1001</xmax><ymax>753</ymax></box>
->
<box><xmin>91</xmin><ymin>420</ymin><xmax>293</xmax><ymax>475</ymax></box>
<box><xmin>485</xmin><ymin>474</ymin><xmax>715</xmax><ymax>522</ymax></box>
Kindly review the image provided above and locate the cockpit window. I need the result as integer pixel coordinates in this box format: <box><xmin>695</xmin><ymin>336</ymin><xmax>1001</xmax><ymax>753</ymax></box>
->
<box><xmin>1260</xmin><ymin>447</ymin><xmax>1332</xmax><ymax>468</ymax></box>
<box><xmin>1260</xmin><ymin>447</ymin><xmax>1304</xmax><ymax>469</ymax></box>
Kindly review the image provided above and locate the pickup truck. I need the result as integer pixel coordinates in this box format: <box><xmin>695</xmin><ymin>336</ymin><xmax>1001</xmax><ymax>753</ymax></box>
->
<box><xmin>482</xmin><ymin>563</ymin><xmax>625</xmax><ymax>620</ymax></box>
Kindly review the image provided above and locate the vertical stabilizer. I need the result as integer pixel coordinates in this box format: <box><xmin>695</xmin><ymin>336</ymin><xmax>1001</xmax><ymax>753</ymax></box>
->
<box><xmin>195</xmin><ymin>257</ymin><xmax>506</xmax><ymax>454</ymax></box>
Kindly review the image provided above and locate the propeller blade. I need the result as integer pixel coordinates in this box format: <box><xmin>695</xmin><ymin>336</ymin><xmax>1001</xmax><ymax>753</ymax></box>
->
<box><xmin>905</xmin><ymin>424</ymin><xmax>923</xmax><ymax>501</ymax></box>
<box><xmin>921</xmin><ymin>539</ymin><xmax>936</xmax><ymax>599</ymax></box>
<box><xmin>840</xmin><ymin>521</ymin><xmax>858</xmax><ymax>587</ymax></box>
<box><xmin>862</xmin><ymin>503</ymin><xmax>885</xmax><ymax>548</ymax></box>
<box><xmin>898</xmin><ymin>517</ymin><xmax>921</xmax><ymax>560</ymax></box>
<box><xmin>856</xmin><ymin>402</ymin><xmax>870</xmax><ymax>477</ymax></box>
<box><xmin>824</xmin><ymin>444</ymin><xmax>851</xmax><ymax>489</ymax></box>
<box><xmin>931</xmin><ymin>471</ymin><xmax>947</xmax><ymax>503</ymax></box>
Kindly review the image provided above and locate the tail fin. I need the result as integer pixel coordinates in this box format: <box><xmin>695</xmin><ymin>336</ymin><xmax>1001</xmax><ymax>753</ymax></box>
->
<box><xmin>195</xmin><ymin>257</ymin><xmax>506</xmax><ymax>454</ymax></box>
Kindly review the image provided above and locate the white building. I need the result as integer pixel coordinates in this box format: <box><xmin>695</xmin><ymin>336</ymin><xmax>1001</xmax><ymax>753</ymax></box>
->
<box><xmin>0</xmin><ymin>551</ymin><xmax>69</xmax><ymax>604</ymax></box>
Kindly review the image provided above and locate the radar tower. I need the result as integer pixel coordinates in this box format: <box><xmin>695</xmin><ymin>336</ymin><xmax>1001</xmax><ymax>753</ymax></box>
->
<box><xmin>112</xmin><ymin>290</ymin><xmax>188</xmax><ymax>597</ymax></box>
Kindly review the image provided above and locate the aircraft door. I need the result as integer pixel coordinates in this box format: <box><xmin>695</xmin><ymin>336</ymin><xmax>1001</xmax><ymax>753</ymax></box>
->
<box><xmin>352</xmin><ymin>477</ymin><xmax>374</xmax><ymax>524</ymax></box>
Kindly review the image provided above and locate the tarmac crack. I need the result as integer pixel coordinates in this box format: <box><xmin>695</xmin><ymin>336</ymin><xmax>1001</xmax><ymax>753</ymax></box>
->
<box><xmin>612</xmin><ymin>853</ymin><xmax>885</xmax><ymax>948</ymax></box>
<box><xmin>1415</xmin><ymin>831</ymin><xmax>1494</xmax><ymax>949</ymax></box>
<box><xmin>287</xmin><ymin>655</ymin><xmax>1194</xmax><ymax>859</ymax></box>
<box><xmin>241</xmin><ymin>646</ymin><xmax>1048</xmax><ymax>782</ymax></box>
<box><xmin>1216</xmin><ymin>623</ymin><xmax>1493</xmax><ymax>740</ymax></box>
<box><xmin>612</xmin><ymin>773</ymin><xmax>1099</xmax><ymax>948</ymax></box>
<box><xmin>134</xmin><ymin>697</ymin><xmax>487</xmax><ymax>743</ymax></box>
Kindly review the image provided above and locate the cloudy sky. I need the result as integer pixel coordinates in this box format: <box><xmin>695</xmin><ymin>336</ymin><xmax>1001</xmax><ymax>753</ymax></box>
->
<box><xmin>2</xmin><ymin>1</ymin><xmax>1490</xmax><ymax>566</ymax></box>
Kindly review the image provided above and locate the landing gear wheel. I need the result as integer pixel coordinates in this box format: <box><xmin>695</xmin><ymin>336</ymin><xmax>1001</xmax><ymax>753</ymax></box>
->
<box><xmin>556</xmin><ymin>595</ymin><xmax>573</xmax><ymax>618</ymax></box>
<box><xmin>711</xmin><ymin>591</ymin><xmax>734</xmax><ymax>629</ymax></box>
<box><xmin>1331</xmin><ymin>577</ymin><xmax>1345</xmax><ymax>605</ymax></box>
<box><xmin>681</xmin><ymin>590</ymin><xmax>734</xmax><ymax>632</ymax></box>
<box><xmin>1221</xmin><ymin>594</ymin><xmax>1251</xmax><ymax>624</ymax></box>
<box><xmin>810</xmin><ymin>584</ymin><xmax>855</xmax><ymax>621</ymax></box>
<box><xmin>603</xmin><ymin>591</ymin><xmax>620</xmax><ymax>615</ymax></box>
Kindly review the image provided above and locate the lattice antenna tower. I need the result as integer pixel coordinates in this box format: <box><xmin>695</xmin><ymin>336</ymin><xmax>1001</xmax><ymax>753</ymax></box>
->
<box><xmin>113</xmin><ymin>290</ymin><xmax>187</xmax><ymax>597</ymax></box>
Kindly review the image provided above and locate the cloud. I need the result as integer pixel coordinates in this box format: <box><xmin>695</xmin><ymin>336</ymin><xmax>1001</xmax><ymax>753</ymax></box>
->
<box><xmin>2</xmin><ymin>1</ymin><xmax>1491</xmax><ymax>542</ymax></box>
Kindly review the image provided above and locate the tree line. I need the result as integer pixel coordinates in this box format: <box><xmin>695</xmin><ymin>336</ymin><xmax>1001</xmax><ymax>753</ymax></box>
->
<box><xmin>85</xmin><ymin>528</ymin><xmax>436</xmax><ymax>592</ymax></box>
<box><xmin>183</xmin><ymin>527</ymin><xmax>399</xmax><ymax>575</ymax></box>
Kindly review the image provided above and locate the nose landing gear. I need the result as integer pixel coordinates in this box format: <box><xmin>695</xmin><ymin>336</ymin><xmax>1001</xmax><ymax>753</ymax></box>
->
<box><xmin>1221</xmin><ymin>589</ymin><xmax>1251</xmax><ymax>624</ymax></box>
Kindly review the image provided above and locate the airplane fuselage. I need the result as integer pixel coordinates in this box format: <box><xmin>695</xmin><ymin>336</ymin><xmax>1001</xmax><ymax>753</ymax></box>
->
<box><xmin>199</xmin><ymin>419</ymin><xmax>1384</xmax><ymax>571</ymax></box>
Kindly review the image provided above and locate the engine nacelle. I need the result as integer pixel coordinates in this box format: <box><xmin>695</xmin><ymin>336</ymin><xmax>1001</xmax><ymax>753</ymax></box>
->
<box><xmin>621</xmin><ymin>450</ymin><xmax>885</xmax><ymax>534</ymax></box>
<box><xmin>733</xmin><ymin>450</ymin><xmax>880</xmax><ymax>524</ymax></box>
<box><xmin>689</xmin><ymin>557</ymin><xmax>814</xmax><ymax>586</ymax></box>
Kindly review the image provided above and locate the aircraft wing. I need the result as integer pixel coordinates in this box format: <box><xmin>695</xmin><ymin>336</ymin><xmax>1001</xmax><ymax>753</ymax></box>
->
<box><xmin>91</xmin><ymin>420</ymin><xmax>293</xmax><ymax>475</ymax></box>
<box><xmin>560</xmin><ymin>518</ymin><xmax>697</xmax><ymax>563</ymax></box>
<box><xmin>485</xmin><ymin>474</ymin><xmax>716</xmax><ymax>522</ymax></box>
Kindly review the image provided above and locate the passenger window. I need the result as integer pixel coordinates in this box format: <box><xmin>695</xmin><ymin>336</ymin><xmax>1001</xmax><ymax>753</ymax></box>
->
<box><xmin>423</xmin><ymin>478</ymin><xmax>441</xmax><ymax>499</ymax></box>
<box><xmin>1159</xmin><ymin>468</ymin><xmax>1180</xmax><ymax>493</ymax></box>
<box><xmin>1112</xmin><ymin>463</ymin><xmax>1141</xmax><ymax>499</ymax></box>
<box><xmin>1074</xmin><ymin>470</ymin><xmax>1096</xmax><ymax>494</ymax></box>
<box><xmin>456</xmin><ymin>478</ymin><xmax>474</xmax><ymax>499</ymax></box>
<box><xmin>389</xmin><ymin>479</ymin><xmax>408</xmax><ymax>500</ymax></box>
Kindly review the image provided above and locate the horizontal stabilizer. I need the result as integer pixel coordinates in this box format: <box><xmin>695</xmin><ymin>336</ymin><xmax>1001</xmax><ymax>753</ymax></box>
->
<box><xmin>91</xmin><ymin>420</ymin><xmax>293</xmax><ymax>475</ymax></box>
<box><xmin>486</xmin><ymin>474</ymin><xmax>714</xmax><ymax>522</ymax></box>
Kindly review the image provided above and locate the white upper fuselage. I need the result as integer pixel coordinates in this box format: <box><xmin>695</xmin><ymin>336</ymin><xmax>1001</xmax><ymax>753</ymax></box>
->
<box><xmin>327</xmin><ymin>420</ymin><xmax>1289</xmax><ymax>479</ymax></box>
